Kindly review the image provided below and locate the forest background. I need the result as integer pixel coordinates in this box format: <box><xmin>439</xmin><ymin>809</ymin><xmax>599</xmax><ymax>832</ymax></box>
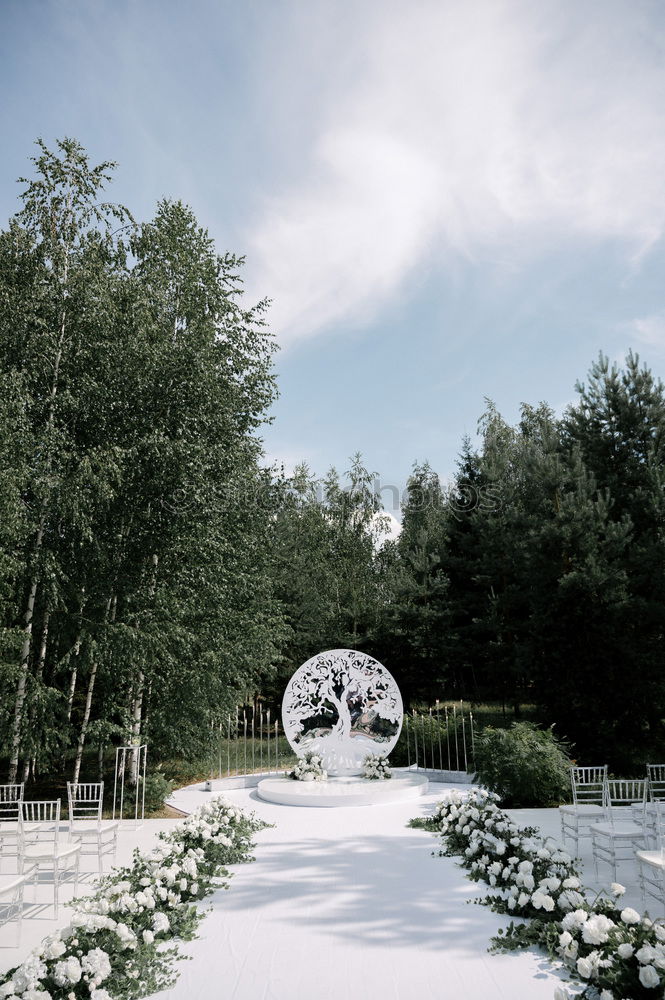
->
<box><xmin>1</xmin><ymin>139</ymin><xmax>663</xmax><ymax>793</ymax></box>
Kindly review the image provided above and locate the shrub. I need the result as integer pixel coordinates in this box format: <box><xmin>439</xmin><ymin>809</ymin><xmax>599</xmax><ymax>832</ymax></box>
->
<box><xmin>143</xmin><ymin>773</ymin><xmax>175</xmax><ymax>812</ymax></box>
<box><xmin>158</xmin><ymin>758</ymin><xmax>211</xmax><ymax>787</ymax></box>
<box><xmin>472</xmin><ymin>721</ymin><xmax>572</xmax><ymax>807</ymax></box>
<box><xmin>121</xmin><ymin>772</ymin><xmax>175</xmax><ymax>815</ymax></box>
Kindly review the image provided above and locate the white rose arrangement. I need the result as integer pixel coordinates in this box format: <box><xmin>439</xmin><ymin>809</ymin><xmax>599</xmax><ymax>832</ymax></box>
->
<box><xmin>362</xmin><ymin>753</ymin><xmax>391</xmax><ymax>780</ymax></box>
<box><xmin>0</xmin><ymin>796</ymin><xmax>267</xmax><ymax>1000</ymax></box>
<box><xmin>289</xmin><ymin>752</ymin><xmax>327</xmax><ymax>781</ymax></box>
<box><xmin>417</xmin><ymin>788</ymin><xmax>665</xmax><ymax>1000</ymax></box>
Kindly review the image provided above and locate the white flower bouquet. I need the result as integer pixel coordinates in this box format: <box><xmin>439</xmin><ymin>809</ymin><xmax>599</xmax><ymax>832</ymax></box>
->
<box><xmin>0</xmin><ymin>795</ymin><xmax>267</xmax><ymax>1000</ymax></box>
<box><xmin>289</xmin><ymin>752</ymin><xmax>327</xmax><ymax>781</ymax></box>
<box><xmin>418</xmin><ymin>787</ymin><xmax>665</xmax><ymax>1000</ymax></box>
<box><xmin>363</xmin><ymin>753</ymin><xmax>391</xmax><ymax>780</ymax></box>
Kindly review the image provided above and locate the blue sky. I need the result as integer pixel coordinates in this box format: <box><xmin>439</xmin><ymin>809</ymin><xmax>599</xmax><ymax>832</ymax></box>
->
<box><xmin>2</xmin><ymin>0</ymin><xmax>665</xmax><ymax>522</ymax></box>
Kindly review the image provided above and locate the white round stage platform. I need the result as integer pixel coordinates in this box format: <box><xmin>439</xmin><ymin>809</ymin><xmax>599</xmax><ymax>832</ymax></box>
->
<box><xmin>257</xmin><ymin>772</ymin><xmax>429</xmax><ymax>808</ymax></box>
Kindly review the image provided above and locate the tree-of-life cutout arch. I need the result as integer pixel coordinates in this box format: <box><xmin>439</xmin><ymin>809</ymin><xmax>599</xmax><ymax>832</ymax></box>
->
<box><xmin>282</xmin><ymin>649</ymin><xmax>403</xmax><ymax>776</ymax></box>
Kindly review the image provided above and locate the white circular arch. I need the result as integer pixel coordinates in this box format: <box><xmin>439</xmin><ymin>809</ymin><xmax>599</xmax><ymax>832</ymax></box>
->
<box><xmin>282</xmin><ymin>648</ymin><xmax>403</xmax><ymax>776</ymax></box>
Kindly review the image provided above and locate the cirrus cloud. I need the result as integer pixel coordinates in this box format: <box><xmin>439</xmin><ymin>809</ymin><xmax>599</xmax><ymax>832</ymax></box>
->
<box><xmin>245</xmin><ymin>0</ymin><xmax>665</xmax><ymax>346</ymax></box>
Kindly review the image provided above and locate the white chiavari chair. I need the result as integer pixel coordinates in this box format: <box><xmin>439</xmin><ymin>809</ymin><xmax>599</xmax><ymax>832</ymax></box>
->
<box><xmin>19</xmin><ymin>800</ymin><xmax>81</xmax><ymax>916</ymax></box>
<box><xmin>636</xmin><ymin>849</ymin><xmax>665</xmax><ymax>912</ymax></box>
<box><xmin>590</xmin><ymin>778</ymin><xmax>648</xmax><ymax>881</ymax></box>
<box><xmin>0</xmin><ymin>864</ymin><xmax>37</xmax><ymax>946</ymax></box>
<box><xmin>0</xmin><ymin>784</ymin><xmax>25</xmax><ymax>873</ymax></box>
<box><xmin>635</xmin><ymin>764</ymin><xmax>665</xmax><ymax>910</ymax></box>
<box><xmin>67</xmin><ymin>782</ymin><xmax>118</xmax><ymax>873</ymax></box>
<box><xmin>642</xmin><ymin>764</ymin><xmax>665</xmax><ymax>847</ymax></box>
<box><xmin>559</xmin><ymin>765</ymin><xmax>607</xmax><ymax>853</ymax></box>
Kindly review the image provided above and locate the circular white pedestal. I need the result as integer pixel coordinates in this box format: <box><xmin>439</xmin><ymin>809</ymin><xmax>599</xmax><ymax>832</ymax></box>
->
<box><xmin>257</xmin><ymin>772</ymin><xmax>429</xmax><ymax>808</ymax></box>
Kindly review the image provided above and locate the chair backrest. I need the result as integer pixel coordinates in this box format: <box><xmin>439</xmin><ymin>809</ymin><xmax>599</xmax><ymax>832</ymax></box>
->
<box><xmin>0</xmin><ymin>865</ymin><xmax>36</xmax><ymax>930</ymax></box>
<box><xmin>20</xmin><ymin>800</ymin><xmax>61</xmax><ymax>847</ymax></box>
<box><xmin>67</xmin><ymin>782</ymin><xmax>103</xmax><ymax>825</ymax></box>
<box><xmin>604</xmin><ymin>778</ymin><xmax>647</xmax><ymax>823</ymax></box>
<box><xmin>570</xmin><ymin>766</ymin><xmax>607</xmax><ymax>806</ymax></box>
<box><xmin>647</xmin><ymin>764</ymin><xmax>665</xmax><ymax>802</ymax></box>
<box><xmin>0</xmin><ymin>784</ymin><xmax>24</xmax><ymax>822</ymax></box>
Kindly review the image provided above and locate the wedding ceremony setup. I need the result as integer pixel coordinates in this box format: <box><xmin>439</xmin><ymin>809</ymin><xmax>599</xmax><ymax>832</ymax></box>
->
<box><xmin>1</xmin><ymin>651</ymin><xmax>664</xmax><ymax>999</ymax></box>
<box><xmin>2</xmin><ymin>2</ymin><xmax>665</xmax><ymax>998</ymax></box>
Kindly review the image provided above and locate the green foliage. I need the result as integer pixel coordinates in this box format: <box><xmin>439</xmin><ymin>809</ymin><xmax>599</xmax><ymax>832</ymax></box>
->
<box><xmin>119</xmin><ymin>773</ymin><xmax>175</xmax><ymax>815</ymax></box>
<box><xmin>1</xmin><ymin>796</ymin><xmax>268</xmax><ymax>999</ymax></box>
<box><xmin>158</xmin><ymin>758</ymin><xmax>212</xmax><ymax>788</ymax></box>
<box><xmin>374</xmin><ymin>359</ymin><xmax>665</xmax><ymax>770</ymax></box>
<box><xmin>406</xmin><ymin>815</ymin><xmax>439</xmax><ymax>831</ymax></box>
<box><xmin>143</xmin><ymin>773</ymin><xmax>175</xmax><ymax>814</ymax></box>
<box><xmin>2</xmin><ymin>135</ymin><xmax>665</xmax><ymax>786</ymax></box>
<box><xmin>266</xmin><ymin>455</ymin><xmax>387</xmax><ymax>701</ymax></box>
<box><xmin>472</xmin><ymin>722</ymin><xmax>572</xmax><ymax>806</ymax></box>
<box><xmin>0</xmin><ymin>138</ymin><xmax>282</xmax><ymax>782</ymax></box>
<box><xmin>374</xmin><ymin>464</ymin><xmax>453</xmax><ymax>703</ymax></box>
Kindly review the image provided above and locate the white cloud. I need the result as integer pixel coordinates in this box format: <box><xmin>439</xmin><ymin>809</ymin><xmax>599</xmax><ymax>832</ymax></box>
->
<box><xmin>627</xmin><ymin>315</ymin><xmax>665</xmax><ymax>357</ymax></box>
<box><xmin>373</xmin><ymin>510</ymin><xmax>402</xmax><ymax>546</ymax></box>
<box><xmin>249</xmin><ymin>129</ymin><xmax>441</xmax><ymax>342</ymax></box>
<box><xmin>261</xmin><ymin>446</ymin><xmax>320</xmax><ymax>478</ymax></box>
<box><xmin>245</xmin><ymin>0</ymin><xmax>665</xmax><ymax>346</ymax></box>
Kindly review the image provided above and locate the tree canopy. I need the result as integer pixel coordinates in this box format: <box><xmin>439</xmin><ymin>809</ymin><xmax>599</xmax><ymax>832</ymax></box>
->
<box><xmin>1</xmin><ymin>139</ymin><xmax>662</xmax><ymax>783</ymax></box>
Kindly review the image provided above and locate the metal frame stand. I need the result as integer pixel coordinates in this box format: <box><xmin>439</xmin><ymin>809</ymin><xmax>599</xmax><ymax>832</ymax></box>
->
<box><xmin>112</xmin><ymin>744</ymin><xmax>147</xmax><ymax>828</ymax></box>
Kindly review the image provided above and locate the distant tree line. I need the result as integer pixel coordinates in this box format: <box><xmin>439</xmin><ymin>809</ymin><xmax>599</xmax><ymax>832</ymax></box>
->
<box><xmin>272</xmin><ymin>355</ymin><xmax>665</xmax><ymax>772</ymax></box>
<box><xmin>1</xmin><ymin>139</ymin><xmax>662</xmax><ymax>781</ymax></box>
<box><xmin>372</xmin><ymin>361</ymin><xmax>665</xmax><ymax>771</ymax></box>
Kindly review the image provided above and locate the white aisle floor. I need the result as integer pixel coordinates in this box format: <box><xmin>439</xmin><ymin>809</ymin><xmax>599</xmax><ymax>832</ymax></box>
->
<box><xmin>157</xmin><ymin>783</ymin><xmax>578</xmax><ymax>1000</ymax></box>
<box><xmin>3</xmin><ymin>783</ymin><xmax>660</xmax><ymax>1000</ymax></box>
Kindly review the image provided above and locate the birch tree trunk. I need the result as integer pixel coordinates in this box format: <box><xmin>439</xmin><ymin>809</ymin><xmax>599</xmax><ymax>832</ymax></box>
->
<box><xmin>72</xmin><ymin>657</ymin><xmax>98</xmax><ymax>785</ymax></box>
<box><xmin>22</xmin><ymin>607</ymin><xmax>51</xmax><ymax>782</ymax></box>
<box><xmin>128</xmin><ymin>671</ymin><xmax>144</xmax><ymax>786</ymax></box>
<box><xmin>35</xmin><ymin>608</ymin><xmax>50</xmax><ymax>679</ymax></box>
<box><xmin>128</xmin><ymin>553</ymin><xmax>157</xmax><ymax>783</ymax></box>
<box><xmin>66</xmin><ymin>638</ymin><xmax>81</xmax><ymax>722</ymax></box>
<box><xmin>8</xmin><ymin>517</ymin><xmax>45</xmax><ymax>782</ymax></box>
<box><xmin>72</xmin><ymin>595</ymin><xmax>112</xmax><ymax>784</ymax></box>
<box><xmin>66</xmin><ymin>594</ymin><xmax>85</xmax><ymax>722</ymax></box>
<box><xmin>9</xmin><ymin>190</ymin><xmax>71</xmax><ymax>782</ymax></box>
<box><xmin>130</xmin><ymin>675</ymin><xmax>144</xmax><ymax>746</ymax></box>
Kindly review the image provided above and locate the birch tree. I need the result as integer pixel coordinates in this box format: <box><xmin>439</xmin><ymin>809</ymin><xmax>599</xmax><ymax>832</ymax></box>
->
<box><xmin>0</xmin><ymin>140</ymin><xmax>281</xmax><ymax>779</ymax></box>
<box><xmin>0</xmin><ymin>139</ymin><xmax>130</xmax><ymax>781</ymax></box>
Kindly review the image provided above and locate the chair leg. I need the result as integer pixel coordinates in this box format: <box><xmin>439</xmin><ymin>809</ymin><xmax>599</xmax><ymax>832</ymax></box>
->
<box><xmin>53</xmin><ymin>857</ymin><xmax>59</xmax><ymax>917</ymax></box>
<box><xmin>592</xmin><ymin>835</ymin><xmax>599</xmax><ymax>879</ymax></box>
<box><xmin>16</xmin><ymin>894</ymin><xmax>22</xmax><ymax>947</ymax></box>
